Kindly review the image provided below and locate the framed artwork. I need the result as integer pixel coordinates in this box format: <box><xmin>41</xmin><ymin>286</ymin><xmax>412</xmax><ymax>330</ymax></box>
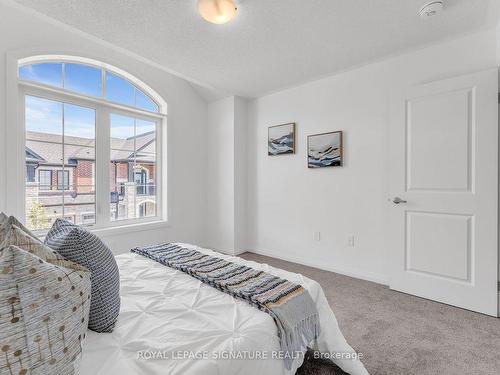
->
<box><xmin>268</xmin><ymin>123</ymin><xmax>295</xmax><ymax>155</ymax></box>
<box><xmin>307</xmin><ymin>131</ymin><xmax>343</xmax><ymax>168</ymax></box>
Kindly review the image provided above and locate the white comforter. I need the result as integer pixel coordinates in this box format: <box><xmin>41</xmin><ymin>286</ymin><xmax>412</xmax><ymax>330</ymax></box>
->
<box><xmin>80</xmin><ymin>243</ymin><xmax>368</xmax><ymax>375</ymax></box>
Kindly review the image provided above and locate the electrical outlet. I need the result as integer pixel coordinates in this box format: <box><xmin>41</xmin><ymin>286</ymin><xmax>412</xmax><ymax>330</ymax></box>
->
<box><xmin>347</xmin><ymin>235</ymin><xmax>355</xmax><ymax>247</ymax></box>
<box><xmin>314</xmin><ymin>232</ymin><xmax>321</xmax><ymax>241</ymax></box>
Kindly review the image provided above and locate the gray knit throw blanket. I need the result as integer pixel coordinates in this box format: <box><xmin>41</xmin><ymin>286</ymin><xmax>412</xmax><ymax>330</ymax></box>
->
<box><xmin>131</xmin><ymin>243</ymin><xmax>321</xmax><ymax>369</ymax></box>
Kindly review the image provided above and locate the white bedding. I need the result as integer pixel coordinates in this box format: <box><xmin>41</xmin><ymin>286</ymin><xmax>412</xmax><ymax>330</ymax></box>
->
<box><xmin>80</xmin><ymin>243</ymin><xmax>368</xmax><ymax>375</ymax></box>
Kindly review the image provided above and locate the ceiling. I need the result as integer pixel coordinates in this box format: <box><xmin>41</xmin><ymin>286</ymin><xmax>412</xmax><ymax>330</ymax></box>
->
<box><xmin>11</xmin><ymin>0</ymin><xmax>500</xmax><ymax>100</ymax></box>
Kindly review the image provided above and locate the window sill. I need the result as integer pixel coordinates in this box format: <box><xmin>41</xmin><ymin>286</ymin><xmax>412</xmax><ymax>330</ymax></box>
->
<box><xmin>90</xmin><ymin>220</ymin><xmax>170</xmax><ymax>237</ymax></box>
<box><xmin>35</xmin><ymin>220</ymin><xmax>170</xmax><ymax>240</ymax></box>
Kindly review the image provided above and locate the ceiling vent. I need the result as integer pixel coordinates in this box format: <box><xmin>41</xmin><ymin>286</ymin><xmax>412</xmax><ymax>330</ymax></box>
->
<box><xmin>418</xmin><ymin>1</ymin><xmax>444</xmax><ymax>19</ymax></box>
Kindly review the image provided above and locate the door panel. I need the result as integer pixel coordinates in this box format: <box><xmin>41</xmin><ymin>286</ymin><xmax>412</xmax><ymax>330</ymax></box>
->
<box><xmin>407</xmin><ymin>88</ymin><xmax>472</xmax><ymax>192</ymax></box>
<box><xmin>406</xmin><ymin>211</ymin><xmax>472</xmax><ymax>282</ymax></box>
<box><xmin>389</xmin><ymin>69</ymin><xmax>498</xmax><ymax>316</ymax></box>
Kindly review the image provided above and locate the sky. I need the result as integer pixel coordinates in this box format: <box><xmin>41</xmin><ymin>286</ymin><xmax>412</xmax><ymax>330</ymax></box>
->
<box><xmin>22</xmin><ymin>62</ymin><xmax>158</xmax><ymax>140</ymax></box>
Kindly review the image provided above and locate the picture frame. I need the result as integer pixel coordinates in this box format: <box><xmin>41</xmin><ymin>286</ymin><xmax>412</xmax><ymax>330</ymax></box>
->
<box><xmin>307</xmin><ymin>131</ymin><xmax>343</xmax><ymax>168</ymax></box>
<box><xmin>268</xmin><ymin>123</ymin><xmax>296</xmax><ymax>156</ymax></box>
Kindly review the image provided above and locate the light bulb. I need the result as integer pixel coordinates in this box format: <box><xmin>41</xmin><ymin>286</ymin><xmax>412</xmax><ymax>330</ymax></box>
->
<box><xmin>197</xmin><ymin>0</ymin><xmax>237</xmax><ymax>25</ymax></box>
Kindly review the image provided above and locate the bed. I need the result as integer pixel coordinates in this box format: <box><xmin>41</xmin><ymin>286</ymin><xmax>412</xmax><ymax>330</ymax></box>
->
<box><xmin>79</xmin><ymin>243</ymin><xmax>368</xmax><ymax>375</ymax></box>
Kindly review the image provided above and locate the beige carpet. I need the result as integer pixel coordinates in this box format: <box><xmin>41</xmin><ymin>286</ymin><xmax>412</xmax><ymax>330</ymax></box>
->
<box><xmin>240</xmin><ymin>252</ymin><xmax>500</xmax><ymax>375</ymax></box>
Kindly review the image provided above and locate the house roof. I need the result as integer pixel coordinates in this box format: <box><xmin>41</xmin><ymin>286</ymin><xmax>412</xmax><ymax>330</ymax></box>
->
<box><xmin>26</xmin><ymin>131</ymin><xmax>156</xmax><ymax>165</ymax></box>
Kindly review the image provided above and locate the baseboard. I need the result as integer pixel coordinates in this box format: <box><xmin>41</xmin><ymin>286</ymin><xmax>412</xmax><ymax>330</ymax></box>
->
<box><xmin>247</xmin><ymin>248</ymin><xmax>390</xmax><ymax>286</ymax></box>
<box><xmin>233</xmin><ymin>248</ymin><xmax>247</xmax><ymax>256</ymax></box>
<box><xmin>206</xmin><ymin>245</ymin><xmax>246</xmax><ymax>257</ymax></box>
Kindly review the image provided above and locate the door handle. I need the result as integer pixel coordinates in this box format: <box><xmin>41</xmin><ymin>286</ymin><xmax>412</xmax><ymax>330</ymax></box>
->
<box><xmin>392</xmin><ymin>197</ymin><xmax>407</xmax><ymax>204</ymax></box>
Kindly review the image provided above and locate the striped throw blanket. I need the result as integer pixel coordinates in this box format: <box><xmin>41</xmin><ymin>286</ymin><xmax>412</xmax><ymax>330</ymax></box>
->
<box><xmin>131</xmin><ymin>243</ymin><xmax>321</xmax><ymax>369</ymax></box>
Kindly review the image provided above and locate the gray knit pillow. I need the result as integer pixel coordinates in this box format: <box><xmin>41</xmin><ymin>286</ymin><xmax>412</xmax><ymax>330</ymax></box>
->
<box><xmin>44</xmin><ymin>219</ymin><xmax>120</xmax><ymax>333</ymax></box>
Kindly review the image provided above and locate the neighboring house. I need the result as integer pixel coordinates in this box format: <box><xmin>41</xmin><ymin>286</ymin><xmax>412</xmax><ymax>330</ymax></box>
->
<box><xmin>25</xmin><ymin>130</ymin><xmax>156</xmax><ymax>227</ymax></box>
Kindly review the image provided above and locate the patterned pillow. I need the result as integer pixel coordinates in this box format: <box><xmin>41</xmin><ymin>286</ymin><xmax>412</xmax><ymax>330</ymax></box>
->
<box><xmin>0</xmin><ymin>244</ymin><xmax>91</xmax><ymax>375</ymax></box>
<box><xmin>1</xmin><ymin>224</ymin><xmax>65</xmax><ymax>261</ymax></box>
<box><xmin>45</xmin><ymin>219</ymin><xmax>120</xmax><ymax>333</ymax></box>
<box><xmin>0</xmin><ymin>213</ymin><xmax>9</xmax><ymax>242</ymax></box>
<box><xmin>0</xmin><ymin>215</ymin><xmax>42</xmax><ymax>244</ymax></box>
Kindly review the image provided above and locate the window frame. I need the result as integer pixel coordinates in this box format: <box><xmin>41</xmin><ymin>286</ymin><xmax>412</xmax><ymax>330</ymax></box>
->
<box><xmin>26</xmin><ymin>165</ymin><xmax>36</xmax><ymax>183</ymax></box>
<box><xmin>38</xmin><ymin>169</ymin><xmax>52</xmax><ymax>191</ymax></box>
<box><xmin>15</xmin><ymin>58</ymin><xmax>167</xmax><ymax>234</ymax></box>
<box><xmin>81</xmin><ymin>212</ymin><xmax>96</xmax><ymax>225</ymax></box>
<box><xmin>134</xmin><ymin>169</ymin><xmax>148</xmax><ymax>196</ymax></box>
<box><xmin>56</xmin><ymin>170</ymin><xmax>70</xmax><ymax>190</ymax></box>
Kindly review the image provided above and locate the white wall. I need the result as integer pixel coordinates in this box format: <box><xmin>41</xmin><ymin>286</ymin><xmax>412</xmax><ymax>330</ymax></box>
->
<box><xmin>0</xmin><ymin>1</ymin><xmax>208</xmax><ymax>253</ymax></box>
<box><xmin>234</xmin><ymin>97</ymin><xmax>248</xmax><ymax>253</ymax></box>
<box><xmin>497</xmin><ymin>22</ymin><xmax>500</xmax><ymax>64</ymax></box>
<box><xmin>206</xmin><ymin>97</ymin><xmax>236</xmax><ymax>252</ymax></box>
<box><xmin>246</xmin><ymin>29</ymin><xmax>499</xmax><ymax>284</ymax></box>
<box><xmin>496</xmin><ymin>21</ymin><xmax>500</xmax><ymax>303</ymax></box>
<box><xmin>206</xmin><ymin>96</ymin><xmax>248</xmax><ymax>255</ymax></box>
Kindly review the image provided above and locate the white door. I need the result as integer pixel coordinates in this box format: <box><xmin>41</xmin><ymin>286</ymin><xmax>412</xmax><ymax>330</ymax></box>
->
<box><xmin>389</xmin><ymin>69</ymin><xmax>498</xmax><ymax>317</ymax></box>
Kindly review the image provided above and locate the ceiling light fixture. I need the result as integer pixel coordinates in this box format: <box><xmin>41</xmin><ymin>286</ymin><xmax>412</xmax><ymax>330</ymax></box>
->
<box><xmin>418</xmin><ymin>1</ymin><xmax>444</xmax><ymax>19</ymax></box>
<box><xmin>197</xmin><ymin>0</ymin><xmax>237</xmax><ymax>24</ymax></box>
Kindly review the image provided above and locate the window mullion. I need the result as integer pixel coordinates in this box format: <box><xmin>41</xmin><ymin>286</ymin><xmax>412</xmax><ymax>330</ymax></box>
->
<box><xmin>61</xmin><ymin>103</ymin><xmax>65</xmax><ymax>218</ymax></box>
<box><xmin>158</xmin><ymin>118</ymin><xmax>165</xmax><ymax>221</ymax></box>
<box><xmin>133</xmin><ymin>119</ymin><xmax>137</xmax><ymax>219</ymax></box>
<box><xmin>95</xmin><ymin>105</ymin><xmax>110</xmax><ymax>227</ymax></box>
<box><xmin>101</xmin><ymin>67</ymin><xmax>106</xmax><ymax>98</ymax></box>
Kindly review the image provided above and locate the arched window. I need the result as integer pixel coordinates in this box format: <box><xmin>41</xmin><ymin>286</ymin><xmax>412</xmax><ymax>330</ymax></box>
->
<box><xmin>19</xmin><ymin>61</ymin><xmax>160</xmax><ymax>113</ymax></box>
<box><xmin>19</xmin><ymin>56</ymin><xmax>166</xmax><ymax>231</ymax></box>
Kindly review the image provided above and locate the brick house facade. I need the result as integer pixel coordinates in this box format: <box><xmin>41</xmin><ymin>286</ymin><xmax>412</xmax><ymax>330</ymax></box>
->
<box><xmin>25</xmin><ymin>130</ymin><xmax>156</xmax><ymax>229</ymax></box>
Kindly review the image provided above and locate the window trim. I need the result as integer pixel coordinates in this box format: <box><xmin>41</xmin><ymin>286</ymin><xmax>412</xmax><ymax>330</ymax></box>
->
<box><xmin>14</xmin><ymin>56</ymin><xmax>168</xmax><ymax>234</ymax></box>
<box><xmin>20</xmin><ymin>79</ymin><xmax>165</xmax><ymax>121</ymax></box>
